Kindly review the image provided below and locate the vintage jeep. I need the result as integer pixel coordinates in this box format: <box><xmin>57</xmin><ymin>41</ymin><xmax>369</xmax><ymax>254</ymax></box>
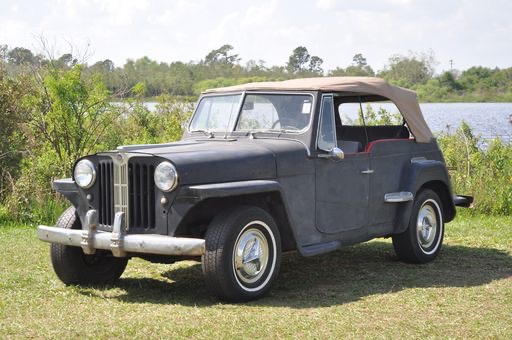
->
<box><xmin>38</xmin><ymin>77</ymin><xmax>472</xmax><ymax>301</ymax></box>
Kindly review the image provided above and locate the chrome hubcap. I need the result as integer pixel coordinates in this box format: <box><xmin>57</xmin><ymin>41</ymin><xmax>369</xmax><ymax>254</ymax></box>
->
<box><xmin>234</xmin><ymin>227</ymin><xmax>269</xmax><ymax>284</ymax></box>
<box><xmin>416</xmin><ymin>203</ymin><xmax>438</xmax><ymax>249</ymax></box>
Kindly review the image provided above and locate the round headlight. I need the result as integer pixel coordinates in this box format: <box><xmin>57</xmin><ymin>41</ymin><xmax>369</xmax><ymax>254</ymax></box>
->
<box><xmin>74</xmin><ymin>159</ymin><xmax>96</xmax><ymax>189</ymax></box>
<box><xmin>154</xmin><ymin>161</ymin><xmax>178</xmax><ymax>192</ymax></box>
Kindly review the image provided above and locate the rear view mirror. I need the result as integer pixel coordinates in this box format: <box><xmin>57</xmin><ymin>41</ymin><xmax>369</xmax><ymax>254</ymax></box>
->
<box><xmin>329</xmin><ymin>147</ymin><xmax>344</xmax><ymax>161</ymax></box>
<box><xmin>243</xmin><ymin>100</ymin><xmax>254</xmax><ymax>110</ymax></box>
<box><xmin>319</xmin><ymin>147</ymin><xmax>344</xmax><ymax>161</ymax></box>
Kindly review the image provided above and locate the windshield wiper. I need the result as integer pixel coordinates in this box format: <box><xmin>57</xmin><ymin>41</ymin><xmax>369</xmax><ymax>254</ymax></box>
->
<box><xmin>190</xmin><ymin>129</ymin><xmax>215</xmax><ymax>138</ymax></box>
<box><xmin>248</xmin><ymin>129</ymin><xmax>286</xmax><ymax>139</ymax></box>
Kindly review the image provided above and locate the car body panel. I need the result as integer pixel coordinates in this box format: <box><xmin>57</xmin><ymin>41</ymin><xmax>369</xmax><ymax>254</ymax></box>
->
<box><xmin>45</xmin><ymin>79</ymin><xmax>468</xmax><ymax>259</ymax></box>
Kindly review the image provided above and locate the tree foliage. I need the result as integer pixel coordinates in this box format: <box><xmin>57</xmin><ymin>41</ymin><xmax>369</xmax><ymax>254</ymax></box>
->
<box><xmin>0</xmin><ymin>67</ymin><xmax>30</xmax><ymax>200</ymax></box>
<box><xmin>286</xmin><ymin>46</ymin><xmax>323</xmax><ymax>75</ymax></box>
<box><xmin>26</xmin><ymin>65</ymin><xmax>115</xmax><ymax>173</ymax></box>
<box><xmin>0</xmin><ymin>42</ymin><xmax>512</xmax><ymax>220</ymax></box>
<box><xmin>379</xmin><ymin>51</ymin><xmax>436</xmax><ymax>88</ymax></box>
<box><xmin>329</xmin><ymin>53</ymin><xmax>375</xmax><ymax>77</ymax></box>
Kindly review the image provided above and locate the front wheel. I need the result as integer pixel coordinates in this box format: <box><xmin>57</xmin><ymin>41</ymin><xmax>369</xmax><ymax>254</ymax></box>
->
<box><xmin>50</xmin><ymin>207</ymin><xmax>128</xmax><ymax>285</ymax></box>
<box><xmin>202</xmin><ymin>206</ymin><xmax>281</xmax><ymax>302</ymax></box>
<box><xmin>392</xmin><ymin>189</ymin><xmax>444</xmax><ymax>264</ymax></box>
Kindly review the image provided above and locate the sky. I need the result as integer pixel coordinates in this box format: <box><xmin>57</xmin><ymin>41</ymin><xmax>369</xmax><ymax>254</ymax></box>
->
<box><xmin>1</xmin><ymin>0</ymin><xmax>511</xmax><ymax>73</ymax></box>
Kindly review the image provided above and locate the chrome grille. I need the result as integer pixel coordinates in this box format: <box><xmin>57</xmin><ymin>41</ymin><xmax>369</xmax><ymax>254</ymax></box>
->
<box><xmin>96</xmin><ymin>153</ymin><xmax>155</xmax><ymax>230</ymax></box>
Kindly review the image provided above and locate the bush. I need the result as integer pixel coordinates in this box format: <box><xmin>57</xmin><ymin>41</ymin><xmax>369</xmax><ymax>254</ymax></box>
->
<box><xmin>438</xmin><ymin>122</ymin><xmax>512</xmax><ymax>215</ymax></box>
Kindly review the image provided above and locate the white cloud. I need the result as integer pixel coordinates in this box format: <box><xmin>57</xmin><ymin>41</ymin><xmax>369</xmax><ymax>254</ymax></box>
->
<box><xmin>0</xmin><ymin>0</ymin><xmax>511</xmax><ymax>72</ymax></box>
<box><xmin>316</xmin><ymin>0</ymin><xmax>335</xmax><ymax>10</ymax></box>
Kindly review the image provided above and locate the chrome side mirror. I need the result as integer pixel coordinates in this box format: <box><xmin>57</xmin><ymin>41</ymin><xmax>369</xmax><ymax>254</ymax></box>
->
<box><xmin>329</xmin><ymin>147</ymin><xmax>344</xmax><ymax>161</ymax></box>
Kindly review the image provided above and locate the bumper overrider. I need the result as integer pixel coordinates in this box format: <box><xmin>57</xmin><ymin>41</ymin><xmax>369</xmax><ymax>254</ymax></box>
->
<box><xmin>37</xmin><ymin>210</ymin><xmax>205</xmax><ymax>257</ymax></box>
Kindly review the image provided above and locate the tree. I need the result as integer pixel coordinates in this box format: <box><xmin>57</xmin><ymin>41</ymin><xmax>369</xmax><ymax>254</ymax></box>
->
<box><xmin>0</xmin><ymin>68</ymin><xmax>30</xmax><ymax>200</ymax></box>
<box><xmin>286</xmin><ymin>46</ymin><xmax>310</xmax><ymax>74</ymax></box>
<box><xmin>56</xmin><ymin>53</ymin><xmax>78</xmax><ymax>68</ymax></box>
<box><xmin>308</xmin><ymin>56</ymin><xmax>324</xmax><ymax>75</ymax></box>
<box><xmin>204</xmin><ymin>44</ymin><xmax>240</xmax><ymax>66</ymax></box>
<box><xmin>286</xmin><ymin>46</ymin><xmax>324</xmax><ymax>75</ymax></box>
<box><xmin>0</xmin><ymin>45</ymin><xmax>8</xmax><ymax>63</ymax></box>
<box><xmin>438</xmin><ymin>71</ymin><xmax>462</xmax><ymax>90</ymax></box>
<box><xmin>26</xmin><ymin>64</ymin><xmax>116</xmax><ymax>173</ymax></box>
<box><xmin>328</xmin><ymin>53</ymin><xmax>375</xmax><ymax>77</ymax></box>
<box><xmin>379</xmin><ymin>51</ymin><xmax>437</xmax><ymax>87</ymax></box>
<box><xmin>352</xmin><ymin>53</ymin><xmax>367</xmax><ymax>68</ymax></box>
<box><xmin>7</xmin><ymin>47</ymin><xmax>36</xmax><ymax>65</ymax></box>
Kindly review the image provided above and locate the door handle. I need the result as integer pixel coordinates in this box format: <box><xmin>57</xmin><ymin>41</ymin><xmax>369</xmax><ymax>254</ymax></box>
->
<box><xmin>361</xmin><ymin>169</ymin><xmax>374</xmax><ymax>174</ymax></box>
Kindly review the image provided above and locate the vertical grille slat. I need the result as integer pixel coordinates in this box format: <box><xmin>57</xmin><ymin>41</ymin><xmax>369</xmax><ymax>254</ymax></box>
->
<box><xmin>134</xmin><ymin>164</ymin><xmax>140</xmax><ymax>228</ymax></box>
<box><xmin>109</xmin><ymin>162</ymin><xmax>114</xmax><ymax>224</ymax></box>
<box><xmin>105</xmin><ymin>162</ymin><xmax>110</xmax><ymax>225</ymax></box>
<box><xmin>140</xmin><ymin>165</ymin><xmax>146</xmax><ymax>227</ymax></box>
<box><xmin>148</xmin><ymin>165</ymin><xmax>155</xmax><ymax>228</ymax></box>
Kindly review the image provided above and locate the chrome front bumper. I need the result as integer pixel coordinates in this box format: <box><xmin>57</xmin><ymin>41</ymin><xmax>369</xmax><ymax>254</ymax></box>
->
<box><xmin>37</xmin><ymin>210</ymin><xmax>205</xmax><ymax>257</ymax></box>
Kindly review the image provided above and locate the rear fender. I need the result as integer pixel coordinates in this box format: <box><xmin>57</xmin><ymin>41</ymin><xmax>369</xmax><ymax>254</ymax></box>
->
<box><xmin>395</xmin><ymin>160</ymin><xmax>455</xmax><ymax>233</ymax></box>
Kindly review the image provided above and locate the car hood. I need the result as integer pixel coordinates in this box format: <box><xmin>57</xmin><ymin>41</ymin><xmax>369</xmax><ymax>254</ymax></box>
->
<box><xmin>110</xmin><ymin>138</ymin><xmax>310</xmax><ymax>185</ymax></box>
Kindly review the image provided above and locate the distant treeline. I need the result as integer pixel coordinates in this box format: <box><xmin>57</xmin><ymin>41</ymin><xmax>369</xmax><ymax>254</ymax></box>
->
<box><xmin>1</xmin><ymin>42</ymin><xmax>511</xmax><ymax>223</ymax></box>
<box><xmin>1</xmin><ymin>44</ymin><xmax>512</xmax><ymax>102</ymax></box>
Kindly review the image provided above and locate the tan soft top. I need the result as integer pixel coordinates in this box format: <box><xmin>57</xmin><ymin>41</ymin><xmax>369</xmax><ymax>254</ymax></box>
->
<box><xmin>204</xmin><ymin>77</ymin><xmax>433</xmax><ymax>143</ymax></box>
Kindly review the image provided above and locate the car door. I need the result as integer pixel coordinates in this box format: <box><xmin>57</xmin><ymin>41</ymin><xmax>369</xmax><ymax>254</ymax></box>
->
<box><xmin>314</xmin><ymin>94</ymin><xmax>370</xmax><ymax>234</ymax></box>
<box><xmin>367</xmin><ymin>139</ymin><xmax>414</xmax><ymax>226</ymax></box>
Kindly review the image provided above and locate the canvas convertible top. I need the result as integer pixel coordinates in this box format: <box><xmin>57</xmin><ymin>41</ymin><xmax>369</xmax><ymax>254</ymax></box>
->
<box><xmin>204</xmin><ymin>77</ymin><xmax>433</xmax><ymax>143</ymax></box>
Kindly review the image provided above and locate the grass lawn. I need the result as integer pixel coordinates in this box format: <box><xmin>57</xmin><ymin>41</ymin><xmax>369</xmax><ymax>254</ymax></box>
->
<box><xmin>1</xmin><ymin>213</ymin><xmax>511</xmax><ymax>338</ymax></box>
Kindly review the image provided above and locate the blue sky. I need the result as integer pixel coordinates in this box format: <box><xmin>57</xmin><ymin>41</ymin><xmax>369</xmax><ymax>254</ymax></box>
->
<box><xmin>1</xmin><ymin>0</ymin><xmax>511</xmax><ymax>73</ymax></box>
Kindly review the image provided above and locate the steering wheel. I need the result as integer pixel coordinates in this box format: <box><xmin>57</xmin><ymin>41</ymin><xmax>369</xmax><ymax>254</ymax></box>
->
<box><xmin>271</xmin><ymin>118</ymin><xmax>298</xmax><ymax>130</ymax></box>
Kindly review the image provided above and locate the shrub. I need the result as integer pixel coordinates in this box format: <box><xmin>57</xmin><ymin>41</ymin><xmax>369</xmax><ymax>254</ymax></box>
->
<box><xmin>438</xmin><ymin>122</ymin><xmax>512</xmax><ymax>215</ymax></box>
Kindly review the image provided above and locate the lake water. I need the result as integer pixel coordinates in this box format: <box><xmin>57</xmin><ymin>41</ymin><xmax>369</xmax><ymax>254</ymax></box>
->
<box><xmin>145</xmin><ymin>102</ymin><xmax>512</xmax><ymax>142</ymax></box>
<box><xmin>340</xmin><ymin>102</ymin><xmax>512</xmax><ymax>141</ymax></box>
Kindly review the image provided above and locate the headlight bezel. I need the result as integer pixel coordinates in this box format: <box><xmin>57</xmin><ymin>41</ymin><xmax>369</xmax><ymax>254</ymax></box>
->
<box><xmin>74</xmin><ymin>159</ymin><xmax>96</xmax><ymax>189</ymax></box>
<box><xmin>154</xmin><ymin>161</ymin><xmax>178</xmax><ymax>192</ymax></box>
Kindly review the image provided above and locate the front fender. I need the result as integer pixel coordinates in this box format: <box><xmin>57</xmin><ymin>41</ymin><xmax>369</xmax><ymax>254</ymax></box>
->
<box><xmin>395</xmin><ymin>160</ymin><xmax>455</xmax><ymax>233</ymax></box>
<box><xmin>52</xmin><ymin>178</ymin><xmax>89</xmax><ymax>226</ymax></box>
<box><xmin>169</xmin><ymin>180</ymin><xmax>303</xmax><ymax>252</ymax></box>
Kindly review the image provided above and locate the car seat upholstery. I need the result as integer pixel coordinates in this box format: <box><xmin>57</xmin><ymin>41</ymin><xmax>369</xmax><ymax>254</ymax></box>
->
<box><xmin>338</xmin><ymin>140</ymin><xmax>363</xmax><ymax>154</ymax></box>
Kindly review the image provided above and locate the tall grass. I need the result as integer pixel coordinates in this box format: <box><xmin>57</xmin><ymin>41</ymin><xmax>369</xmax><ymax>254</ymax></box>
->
<box><xmin>438</xmin><ymin>122</ymin><xmax>512</xmax><ymax>215</ymax></box>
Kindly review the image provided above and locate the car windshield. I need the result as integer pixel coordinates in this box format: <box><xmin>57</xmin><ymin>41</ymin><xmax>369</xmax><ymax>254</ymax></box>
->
<box><xmin>236</xmin><ymin>94</ymin><xmax>312</xmax><ymax>132</ymax></box>
<box><xmin>189</xmin><ymin>94</ymin><xmax>242</xmax><ymax>132</ymax></box>
<box><xmin>189</xmin><ymin>93</ymin><xmax>313</xmax><ymax>133</ymax></box>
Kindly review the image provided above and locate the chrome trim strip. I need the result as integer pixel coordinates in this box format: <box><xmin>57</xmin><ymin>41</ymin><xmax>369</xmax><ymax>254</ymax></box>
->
<box><xmin>384</xmin><ymin>191</ymin><xmax>414</xmax><ymax>203</ymax></box>
<box><xmin>411</xmin><ymin>157</ymin><xmax>427</xmax><ymax>163</ymax></box>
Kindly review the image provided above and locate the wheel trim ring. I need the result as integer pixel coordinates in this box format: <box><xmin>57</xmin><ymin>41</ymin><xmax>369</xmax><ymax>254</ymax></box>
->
<box><xmin>232</xmin><ymin>220</ymin><xmax>277</xmax><ymax>292</ymax></box>
<box><xmin>416</xmin><ymin>198</ymin><xmax>443</xmax><ymax>255</ymax></box>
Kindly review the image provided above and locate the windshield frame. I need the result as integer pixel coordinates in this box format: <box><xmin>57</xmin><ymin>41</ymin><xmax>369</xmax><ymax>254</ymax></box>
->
<box><xmin>188</xmin><ymin>91</ymin><xmax>316</xmax><ymax>135</ymax></box>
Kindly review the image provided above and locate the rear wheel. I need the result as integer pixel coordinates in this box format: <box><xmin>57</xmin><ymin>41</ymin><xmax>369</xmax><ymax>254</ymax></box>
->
<box><xmin>202</xmin><ymin>206</ymin><xmax>281</xmax><ymax>302</ymax></box>
<box><xmin>50</xmin><ymin>207</ymin><xmax>128</xmax><ymax>285</ymax></box>
<box><xmin>392</xmin><ymin>189</ymin><xmax>444</xmax><ymax>263</ymax></box>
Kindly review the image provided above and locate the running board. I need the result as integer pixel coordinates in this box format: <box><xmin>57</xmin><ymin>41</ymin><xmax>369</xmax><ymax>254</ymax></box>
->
<box><xmin>384</xmin><ymin>191</ymin><xmax>414</xmax><ymax>203</ymax></box>
<box><xmin>301</xmin><ymin>240</ymin><xmax>341</xmax><ymax>257</ymax></box>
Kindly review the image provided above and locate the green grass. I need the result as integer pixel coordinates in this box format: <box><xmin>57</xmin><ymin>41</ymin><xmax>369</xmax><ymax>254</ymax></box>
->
<box><xmin>1</xmin><ymin>213</ymin><xmax>511</xmax><ymax>338</ymax></box>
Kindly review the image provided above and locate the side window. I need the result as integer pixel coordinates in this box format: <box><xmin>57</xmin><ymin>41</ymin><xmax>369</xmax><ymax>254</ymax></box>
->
<box><xmin>317</xmin><ymin>96</ymin><xmax>336</xmax><ymax>151</ymax></box>
<box><xmin>337</xmin><ymin>99</ymin><xmax>409</xmax><ymax>151</ymax></box>
<box><xmin>338</xmin><ymin>102</ymin><xmax>402</xmax><ymax>127</ymax></box>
